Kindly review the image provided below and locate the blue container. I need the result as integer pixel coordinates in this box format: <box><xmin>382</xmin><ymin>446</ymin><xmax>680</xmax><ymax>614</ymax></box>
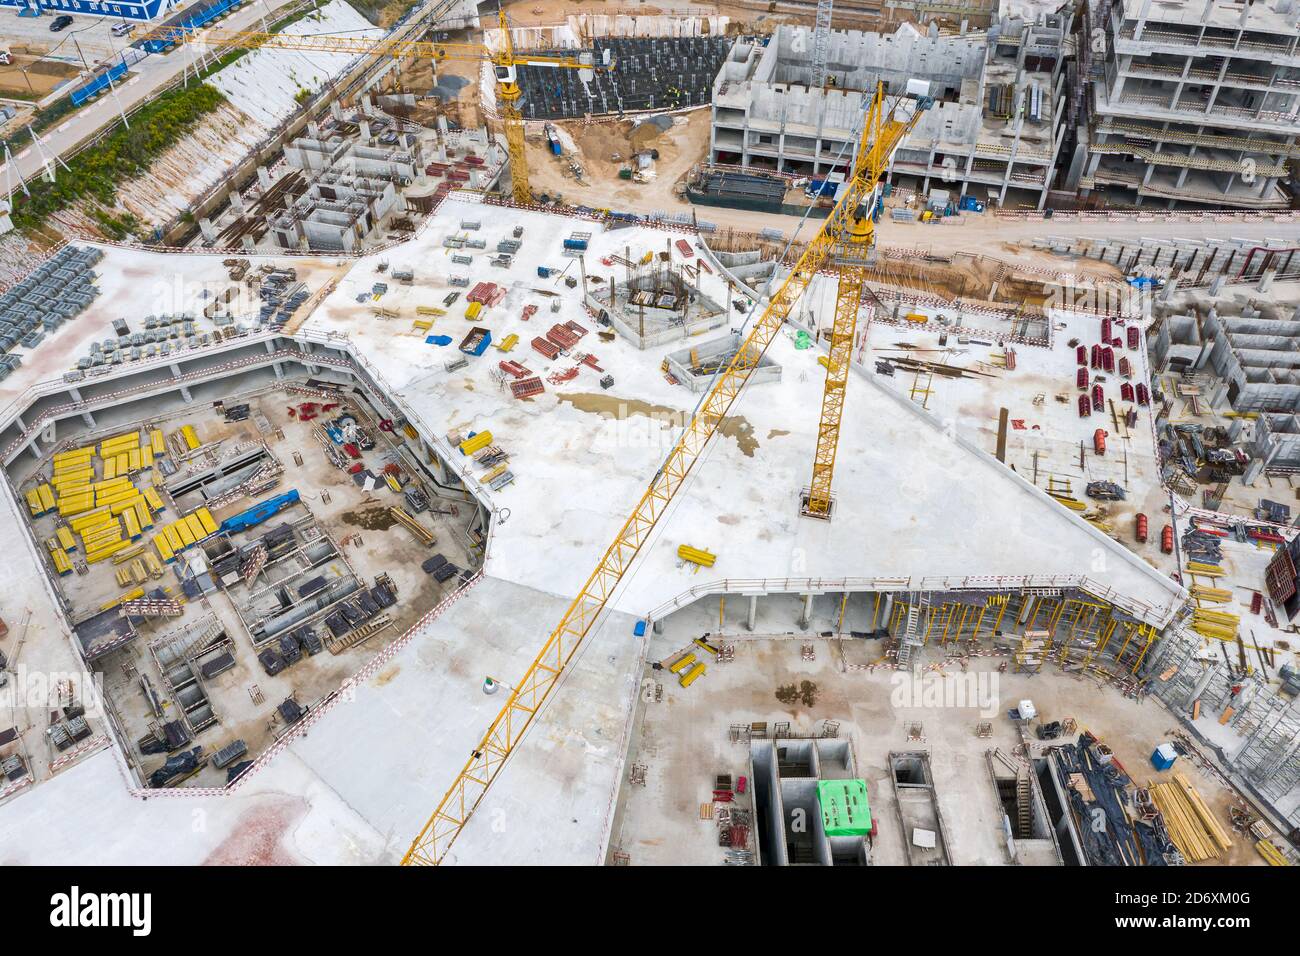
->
<box><xmin>633</xmin><ymin>620</ymin><xmax>647</xmax><ymax>637</ymax></box>
<box><xmin>1151</xmin><ymin>743</ymin><xmax>1178</xmax><ymax>771</ymax></box>
<box><xmin>562</xmin><ymin>238</ymin><xmax>588</xmax><ymax>251</ymax></box>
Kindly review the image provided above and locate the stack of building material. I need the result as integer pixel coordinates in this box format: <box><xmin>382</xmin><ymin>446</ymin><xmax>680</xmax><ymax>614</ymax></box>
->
<box><xmin>1190</xmin><ymin>607</ymin><xmax>1238</xmax><ymax>641</ymax></box>
<box><xmin>152</xmin><ymin>507</ymin><xmax>218</xmax><ymax>564</ymax></box>
<box><xmin>1149</xmin><ymin>772</ymin><xmax>1232</xmax><ymax>862</ymax></box>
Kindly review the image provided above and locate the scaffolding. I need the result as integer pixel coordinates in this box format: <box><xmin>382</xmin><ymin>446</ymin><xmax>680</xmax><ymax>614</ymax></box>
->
<box><xmin>1237</xmin><ymin>695</ymin><xmax>1300</xmax><ymax>805</ymax></box>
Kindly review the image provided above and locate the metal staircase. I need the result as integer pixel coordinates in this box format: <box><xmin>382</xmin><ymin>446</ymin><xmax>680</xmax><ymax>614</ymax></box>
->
<box><xmin>896</xmin><ymin>592</ymin><xmax>929</xmax><ymax>670</ymax></box>
<box><xmin>1015</xmin><ymin>769</ymin><xmax>1032</xmax><ymax>838</ymax></box>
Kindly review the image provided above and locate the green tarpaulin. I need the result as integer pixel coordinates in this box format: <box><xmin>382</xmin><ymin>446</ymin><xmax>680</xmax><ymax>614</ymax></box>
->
<box><xmin>817</xmin><ymin>779</ymin><xmax>872</xmax><ymax>836</ymax></box>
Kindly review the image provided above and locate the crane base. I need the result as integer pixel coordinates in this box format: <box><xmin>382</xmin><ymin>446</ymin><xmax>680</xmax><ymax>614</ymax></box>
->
<box><xmin>799</xmin><ymin>489</ymin><xmax>836</xmax><ymax>520</ymax></box>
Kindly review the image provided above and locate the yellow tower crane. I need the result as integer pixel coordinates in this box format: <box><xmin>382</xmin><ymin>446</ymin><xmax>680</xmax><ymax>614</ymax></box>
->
<box><xmin>802</xmin><ymin>82</ymin><xmax>931</xmax><ymax>518</ymax></box>
<box><xmin>401</xmin><ymin>80</ymin><xmax>932</xmax><ymax>865</ymax></box>
<box><xmin>140</xmin><ymin>7</ymin><xmax>611</xmax><ymax>204</ymax></box>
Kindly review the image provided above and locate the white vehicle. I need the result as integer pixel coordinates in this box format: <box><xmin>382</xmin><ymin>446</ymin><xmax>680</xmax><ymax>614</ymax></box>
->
<box><xmin>111</xmin><ymin>22</ymin><xmax>133</xmax><ymax>37</ymax></box>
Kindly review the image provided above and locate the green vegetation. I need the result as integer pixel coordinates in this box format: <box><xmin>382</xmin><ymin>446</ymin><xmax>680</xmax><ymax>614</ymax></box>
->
<box><xmin>3</xmin><ymin>0</ymin><xmax>336</xmax><ymax>236</ymax></box>
<box><xmin>11</xmin><ymin>82</ymin><xmax>227</xmax><ymax>233</ymax></box>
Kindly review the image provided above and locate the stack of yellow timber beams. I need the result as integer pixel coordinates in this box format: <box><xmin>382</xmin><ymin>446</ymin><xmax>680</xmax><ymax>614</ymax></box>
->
<box><xmin>1256</xmin><ymin>838</ymin><xmax>1290</xmax><ymax>865</ymax></box>
<box><xmin>1149</xmin><ymin>771</ymin><xmax>1233</xmax><ymax>862</ymax></box>
<box><xmin>1190</xmin><ymin>607</ymin><xmax>1239</xmax><ymax>641</ymax></box>
<box><xmin>1190</xmin><ymin>584</ymin><xmax>1232</xmax><ymax>603</ymax></box>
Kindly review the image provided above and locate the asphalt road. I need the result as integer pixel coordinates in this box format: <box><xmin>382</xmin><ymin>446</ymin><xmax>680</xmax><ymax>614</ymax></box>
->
<box><xmin>0</xmin><ymin>0</ymin><xmax>304</xmax><ymax>187</ymax></box>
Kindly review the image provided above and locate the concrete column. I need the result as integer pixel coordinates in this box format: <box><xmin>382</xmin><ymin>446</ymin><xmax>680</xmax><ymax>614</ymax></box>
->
<box><xmin>81</xmin><ymin>412</ymin><xmax>95</xmax><ymax>429</ymax></box>
<box><xmin>1243</xmin><ymin>457</ymin><xmax>1264</xmax><ymax>486</ymax></box>
<box><xmin>360</xmin><ymin>119</ymin><xmax>372</xmax><ymax>140</ymax></box>
<box><xmin>746</xmin><ymin>595</ymin><xmax>758</xmax><ymax>631</ymax></box>
<box><xmin>799</xmin><ymin>594</ymin><xmax>813</xmax><ymax>630</ymax></box>
<box><xmin>169</xmin><ymin>363</ymin><xmax>182</xmax><ymax>379</ymax></box>
<box><xmin>273</xmin><ymin>363</ymin><xmax>284</xmax><ymax>380</ymax></box>
<box><xmin>242</xmin><ymin>235</ymin><xmax>256</xmax><ymax>252</ymax></box>
<box><xmin>14</xmin><ymin>413</ymin><xmax>24</xmax><ymax>433</ymax></box>
<box><xmin>29</xmin><ymin>441</ymin><xmax>42</xmax><ymax>461</ymax></box>
<box><xmin>881</xmin><ymin>594</ymin><xmax>894</xmax><ymax>632</ymax></box>
<box><xmin>228</xmin><ymin>191</ymin><xmax>246</xmax><ymax>216</ymax></box>
<box><xmin>179</xmin><ymin>385</ymin><xmax>193</xmax><ymax>403</ymax></box>
<box><xmin>652</xmin><ymin>619</ymin><xmax>664</xmax><ymax>635</ymax></box>
<box><xmin>198</xmin><ymin>218</ymin><xmax>217</xmax><ymax>244</ymax></box>
<box><xmin>1209</xmin><ymin>276</ymin><xmax>1225</xmax><ymax>295</ymax></box>
<box><xmin>257</xmin><ymin>166</ymin><xmax>273</xmax><ymax>190</ymax></box>
<box><xmin>1259</xmin><ymin>268</ymin><xmax>1277</xmax><ymax>293</ymax></box>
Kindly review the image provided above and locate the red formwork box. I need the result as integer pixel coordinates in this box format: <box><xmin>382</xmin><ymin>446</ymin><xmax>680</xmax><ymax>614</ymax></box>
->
<box><xmin>1136</xmin><ymin>383</ymin><xmax>1151</xmax><ymax>405</ymax></box>
<box><xmin>1161</xmin><ymin>525</ymin><xmax>1174</xmax><ymax>554</ymax></box>
<box><xmin>1090</xmin><ymin>344</ymin><xmax>1102</xmax><ymax>369</ymax></box>
<box><xmin>1078</xmin><ymin>395</ymin><xmax>1092</xmax><ymax>417</ymax></box>
<box><xmin>1101</xmin><ymin>346</ymin><xmax>1115</xmax><ymax>373</ymax></box>
<box><xmin>1076</xmin><ymin>344</ymin><xmax>1088</xmax><ymax>366</ymax></box>
<box><xmin>1136</xmin><ymin>513</ymin><xmax>1149</xmax><ymax>543</ymax></box>
<box><xmin>1118</xmin><ymin>356</ymin><xmax>1132</xmax><ymax>378</ymax></box>
<box><xmin>1094</xmin><ymin>428</ymin><xmax>1107</xmax><ymax>456</ymax></box>
<box><xmin>1077</xmin><ymin>368</ymin><xmax>1089</xmax><ymax>390</ymax></box>
<box><xmin>531</xmin><ymin>337</ymin><xmax>560</xmax><ymax>359</ymax></box>
<box><xmin>510</xmin><ymin>376</ymin><xmax>545</xmax><ymax>399</ymax></box>
<box><xmin>1127</xmin><ymin>325</ymin><xmax>1140</xmax><ymax>350</ymax></box>
<box><xmin>1092</xmin><ymin>383</ymin><xmax>1105</xmax><ymax>409</ymax></box>
<box><xmin>546</xmin><ymin>324</ymin><xmax>580</xmax><ymax>350</ymax></box>
<box><xmin>1120</xmin><ymin>382</ymin><xmax>1135</xmax><ymax>402</ymax></box>
<box><xmin>1102</xmin><ymin>317</ymin><xmax>1113</xmax><ymax>342</ymax></box>
<box><xmin>675</xmin><ymin>239</ymin><xmax>694</xmax><ymax>258</ymax></box>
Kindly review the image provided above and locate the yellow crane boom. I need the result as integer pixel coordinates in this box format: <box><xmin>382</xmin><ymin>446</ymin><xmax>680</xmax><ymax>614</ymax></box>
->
<box><xmin>142</xmin><ymin>7</ymin><xmax>610</xmax><ymax>204</ymax></box>
<box><xmin>402</xmin><ymin>80</ymin><xmax>931</xmax><ymax>865</ymax></box>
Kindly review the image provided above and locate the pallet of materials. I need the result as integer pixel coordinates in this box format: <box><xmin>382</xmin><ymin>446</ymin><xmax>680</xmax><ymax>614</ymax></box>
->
<box><xmin>1148</xmin><ymin>771</ymin><xmax>1233</xmax><ymax>862</ymax></box>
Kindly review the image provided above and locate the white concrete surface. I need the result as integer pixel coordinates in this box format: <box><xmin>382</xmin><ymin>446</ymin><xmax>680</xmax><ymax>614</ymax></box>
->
<box><xmin>0</xmin><ymin>194</ymin><xmax>1192</xmax><ymax>864</ymax></box>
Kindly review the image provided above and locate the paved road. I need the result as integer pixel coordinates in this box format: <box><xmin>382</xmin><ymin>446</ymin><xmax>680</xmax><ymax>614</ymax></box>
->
<box><xmin>0</xmin><ymin>0</ymin><xmax>304</xmax><ymax>187</ymax></box>
<box><xmin>657</xmin><ymin>198</ymin><xmax>1300</xmax><ymax>254</ymax></box>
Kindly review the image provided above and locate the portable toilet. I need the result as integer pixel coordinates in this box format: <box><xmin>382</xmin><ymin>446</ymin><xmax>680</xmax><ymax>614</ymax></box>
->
<box><xmin>1151</xmin><ymin>742</ymin><xmax>1178</xmax><ymax>771</ymax></box>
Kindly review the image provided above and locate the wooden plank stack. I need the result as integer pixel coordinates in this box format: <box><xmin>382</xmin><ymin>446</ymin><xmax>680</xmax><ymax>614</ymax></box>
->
<box><xmin>1149</xmin><ymin>771</ymin><xmax>1233</xmax><ymax>863</ymax></box>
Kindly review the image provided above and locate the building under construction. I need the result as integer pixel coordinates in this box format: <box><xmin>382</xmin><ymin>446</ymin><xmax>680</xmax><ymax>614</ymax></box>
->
<box><xmin>1073</xmin><ymin>0</ymin><xmax>1300</xmax><ymax>208</ymax></box>
<box><xmin>709</xmin><ymin>14</ymin><xmax>1072</xmax><ymax>209</ymax></box>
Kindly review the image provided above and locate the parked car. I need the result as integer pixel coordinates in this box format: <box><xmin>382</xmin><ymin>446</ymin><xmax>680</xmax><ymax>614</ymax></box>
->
<box><xmin>49</xmin><ymin>15</ymin><xmax>73</xmax><ymax>31</ymax></box>
<box><xmin>111</xmin><ymin>22</ymin><xmax>132</xmax><ymax>37</ymax></box>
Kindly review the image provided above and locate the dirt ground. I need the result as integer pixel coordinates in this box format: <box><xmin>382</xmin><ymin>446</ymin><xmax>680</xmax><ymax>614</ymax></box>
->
<box><xmin>524</xmin><ymin>107</ymin><xmax>711</xmax><ymax>206</ymax></box>
<box><xmin>499</xmin><ymin>0</ymin><xmax>891</xmax><ymax>32</ymax></box>
<box><xmin>0</xmin><ymin>54</ymin><xmax>80</xmax><ymax>99</ymax></box>
<box><xmin>399</xmin><ymin>28</ymin><xmax>484</xmax><ymax>128</ymax></box>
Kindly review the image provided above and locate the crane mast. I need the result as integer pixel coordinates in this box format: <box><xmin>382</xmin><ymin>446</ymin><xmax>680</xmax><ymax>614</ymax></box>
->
<box><xmin>802</xmin><ymin>81</ymin><xmax>930</xmax><ymax>518</ymax></box>
<box><xmin>403</xmin><ymin>80</ymin><xmax>930</xmax><ymax>865</ymax></box>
